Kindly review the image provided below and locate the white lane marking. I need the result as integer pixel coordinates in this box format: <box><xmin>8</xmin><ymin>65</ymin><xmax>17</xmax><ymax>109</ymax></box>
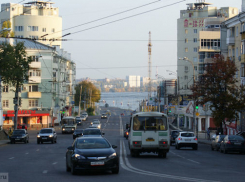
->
<box><xmin>52</xmin><ymin>162</ymin><xmax>57</xmax><ymax>165</ymax></box>
<box><xmin>36</xmin><ymin>149</ymin><xmax>39</xmax><ymax>151</ymax></box>
<box><xmin>25</xmin><ymin>153</ymin><xmax>29</xmax><ymax>155</ymax></box>
<box><xmin>121</xmin><ymin>140</ymin><xmax>217</xmax><ymax>182</ymax></box>
<box><xmin>9</xmin><ymin>157</ymin><xmax>14</xmax><ymax>160</ymax></box>
<box><xmin>43</xmin><ymin>170</ymin><xmax>48</xmax><ymax>174</ymax></box>
<box><xmin>119</xmin><ymin>115</ymin><xmax>123</xmax><ymax>136</ymax></box>
<box><xmin>170</xmin><ymin>151</ymin><xmax>200</xmax><ymax>164</ymax></box>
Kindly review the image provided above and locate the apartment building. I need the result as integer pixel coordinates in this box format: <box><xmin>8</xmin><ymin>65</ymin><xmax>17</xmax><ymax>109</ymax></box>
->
<box><xmin>126</xmin><ymin>75</ymin><xmax>141</xmax><ymax>88</ymax></box>
<box><xmin>177</xmin><ymin>1</ymin><xmax>238</xmax><ymax>96</ymax></box>
<box><xmin>0</xmin><ymin>1</ymin><xmax>62</xmax><ymax>47</ymax></box>
<box><xmin>1</xmin><ymin>38</ymin><xmax>75</xmax><ymax>129</ymax></box>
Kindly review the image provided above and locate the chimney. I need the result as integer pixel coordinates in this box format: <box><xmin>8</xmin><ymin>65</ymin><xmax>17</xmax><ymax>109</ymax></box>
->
<box><xmin>242</xmin><ymin>0</ymin><xmax>245</xmax><ymax>12</ymax></box>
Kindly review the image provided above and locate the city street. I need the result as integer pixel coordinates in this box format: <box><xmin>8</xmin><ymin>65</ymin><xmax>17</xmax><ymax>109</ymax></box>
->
<box><xmin>0</xmin><ymin>107</ymin><xmax>245</xmax><ymax>182</ymax></box>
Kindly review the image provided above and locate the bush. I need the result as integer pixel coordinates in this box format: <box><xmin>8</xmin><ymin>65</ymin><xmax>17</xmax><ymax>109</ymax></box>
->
<box><xmin>87</xmin><ymin>107</ymin><xmax>94</xmax><ymax>116</ymax></box>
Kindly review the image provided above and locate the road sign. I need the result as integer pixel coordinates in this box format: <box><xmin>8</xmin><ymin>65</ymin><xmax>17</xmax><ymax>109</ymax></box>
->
<box><xmin>195</xmin><ymin>112</ymin><xmax>200</xmax><ymax>116</ymax></box>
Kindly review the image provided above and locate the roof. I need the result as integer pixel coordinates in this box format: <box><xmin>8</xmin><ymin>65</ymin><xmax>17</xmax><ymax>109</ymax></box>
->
<box><xmin>25</xmin><ymin>1</ymin><xmax>55</xmax><ymax>5</ymax></box>
<box><xmin>132</xmin><ymin>112</ymin><xmax>167</xmax><ymax>117</ymax></box>
<box><xmin>186</xmin><ymin>2</ymin><xmax>212</xmax><ymax>6</ymax></box>
<box><xmin>63</xmin><ymin>116</ymin><xmax>75</xmax><ymax>119</ymax></box>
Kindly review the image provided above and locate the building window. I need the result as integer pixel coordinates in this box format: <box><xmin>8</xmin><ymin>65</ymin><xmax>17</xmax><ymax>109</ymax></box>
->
<box><xmin>3</xmin><ymin>100</ymin><xmax>9</xmax><ymax>108</ymax></box>
<box><xmin>15</xmin><ymin>26</ymin><xmax>23</xmax><ymax>32</ymax></box>
<box><xmin>27</xmin><ymin>26</ymin><xmax>38</xmax><ymax>31</ymax></box>
<box><xmin>193</xmin><ymin>57</ymin><xmax>197</xmax><ymax>62</ymax></box>
<box><xmin>31</xmin><ymin>56</ymin><xmax>39</xmax><ymax>62</ymax></box>
<box><xmin>193</xmin><ymin>38</ymin><xmax>197</xmax><ymax>43</ymax></box>
<box><xmin>52</xmin><ymin>28</ymin><xmax>55</xmax><ymax>33</ymax></box>
<box><xmin>194</xmin><ymin>29</ymin><xmax>197</xmax><ymax>33</ymax></box>
<box><xmin>29</xmin><ymin>100</ymin><xmax>38</xmax><ymax>107</ymax></box>
<box><xmin>194</xmin><ymin>66</ymin><xmax>197</xmax><ymax>71</ymax></box>
<box><xmin>29</xmin><ymin>35</ymin><xmax>39</xmax><ymax>40</ymax></box>
<box><xmin>3</xmin><ymin>86</ymin><xmax>8</xmax><ymax>92</ymax></box>
<box><xmin>241</xmin><ymin>64</ymin><xmax>245</xmax><ymax>77</ymax></box>
<box><xmin>185</xmin><ymin>39</ymin><xmax>188</xmax><ymax>43</ymax></box>
<box><xmin>185</xmin><ymin>29</ymin><xmax>188</xmax><ymax>34</ymax></box>
<box><xmin>185</xmin><ymin>76</ymin><xmax>188</xmax><ymax>80</ymax></box>
<box><xmin>194</xmin><ymin>48</ymin><xmax>198</xmax><ymax>52</ymax></box>
<box><xmin>185</xmin><ymin>66</ymin><xmax>188</xmax><ymax>71</ymax></box>
<box><xmin>185</xmin><ymin>48</ymin><xmax>188</xmax><ymax>52</ymax></box>
<box><xmin>16</xmin><ymin>35</ymin><xmax>24</xmax><ymax>38</ymax></box>
<box><xmin>42</xmin><ymin>28</ymin><xmax>46</xmax><ymax>32</ymax></box>
<box><xmin>29</xmin><ymin>69</ymin><xmax>41</xmax><ymax>77</ymax></box>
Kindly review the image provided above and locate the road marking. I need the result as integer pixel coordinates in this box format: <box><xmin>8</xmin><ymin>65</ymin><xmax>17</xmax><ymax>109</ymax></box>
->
<box><xmin>187</xmin><ymin>159</ymin><xmax>200</xmax><ymax>164</ymax></box>
<box><xmin>52</xmin><ymin>162</ymin><xmax>57</xmax><ymax>165</ymax></box>
<box><xmin>121</xmin><ymin>140</ymin><xmax>217</xmax><ymax>182</ymax></box>
<box><xmin>25</xmin><ymin>153</ymin><xmax>29</xmax><ymax>155</ymax></box>
<box><xmin>43</xmin><ymin>170</ymin><xmax>48</xmax><ymax>174</ymax></box>
<box><xmin>170</xmin><ymin>151</ymin><xmax>200</xmax><ymax>164</ymax></box>
<box><xmin>9</xmin><ymin>157</ymin><xmax>14</xmax><ymax>160</ymax></box>
<box><xmin>36</xmin><ymin>149</ymin><xmax>39</xmax><ymax>151</ymax></box>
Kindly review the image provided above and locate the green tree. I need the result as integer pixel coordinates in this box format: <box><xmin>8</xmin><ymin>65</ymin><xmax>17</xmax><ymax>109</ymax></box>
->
<box><xmin>191</xmin><ymin>55</ymin><xmax>245</xmax><ymax>134</ymax></box>
<box><xmin>1</xmin><ymin>20</ymin><xmax>14</xmax><ymax>37</ymax></box>
<box><xmin>0</xmin><ymin>42</ymin><xmax>32</xmax><ymax>129</ymax></box>
<box><xmin>74</xmin><ymin>81</ymin><xmax>101</xmax><ymax>109</ymax></box>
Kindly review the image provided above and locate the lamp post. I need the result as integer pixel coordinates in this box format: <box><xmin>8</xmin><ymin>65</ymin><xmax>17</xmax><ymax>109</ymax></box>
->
<box><xmin>179</xmin><ymin>57</ymin><xmax>197</xmax><ymax>137</ymax></box>
<box><xmin>0</xmin><ymin>28</ymin><xmax>12</xmax><ymax>130</ymax></box>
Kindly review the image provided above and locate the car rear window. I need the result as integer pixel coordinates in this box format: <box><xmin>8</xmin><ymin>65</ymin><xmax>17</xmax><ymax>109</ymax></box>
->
<box><xmin>181</xmin><ymin>133</ymin><xmax>194</xmax><ymax>137</ymax></box>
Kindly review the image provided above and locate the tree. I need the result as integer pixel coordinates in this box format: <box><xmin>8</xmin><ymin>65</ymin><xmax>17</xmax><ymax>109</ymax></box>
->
<box><xmin>0</xmin><ymin>41</ymin><xmax>32</xmax><ymax>129</ymax></box>
<box><xmin>74</xmin><ymin>81</ymin><xmax>101</xmax><ymax>109</ymax></box>
<box><xmin>191</xmin><ymin>55</ymin><xmax>245</xmax><ymax>134</ymax></box>
<box><xmin>1</xmin><ymin>20</ymin><xmax>14</xmax><ymax>37</ymax></box>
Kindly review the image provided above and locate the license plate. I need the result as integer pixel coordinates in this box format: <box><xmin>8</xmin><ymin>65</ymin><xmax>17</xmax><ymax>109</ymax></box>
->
<box><xmin>185</xmin><ymin>139</ymin><xmax>191</xmax><ymax>141</ymax></box>
<box><xmin>42</xmin><ymin>137</ymin><xmax>47</xmax><ymax>139</ymax></box>
<box><xmin>234</xmin><ymin>143</ymin><xmax>241</xmax><ymax>145</ymax></box>
<box><xmin>146</xmin><ymin>138</ymin><xmax>155</xmax><ymax>141</ymax></box>
<box><xmin>91</xmin><ymin>162</ymin><xmax>104</xmax><ymax>166</ymax></box>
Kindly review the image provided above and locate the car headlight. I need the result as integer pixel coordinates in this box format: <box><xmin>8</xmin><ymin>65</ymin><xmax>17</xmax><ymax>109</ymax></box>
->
<box><xmin>74</xmin><ymin>154</ymin><xmax>86</xmax><ymax>159</ymax></box>
<box><xmin>98</xmin><ymin>125</ymin><xmax>101</xmax><ymax>129</ymax></box>
<box><xmin>62</xmin><ymin>128</ymin><xmax>65</xmax><ymax>131</ymax></box>
<box><xmin>109</xmin><ymin>153</ymin><xmax>117</xmax><ymax>159</ymax></box>
<box><xmin>49</xmin><ymin>135</ymin><xmax>53</xmax><ymax>138</ymax></box>
<box><xmin>37</xmin><ymin>135</ymin><xmax>40</xmax><ymax>138</ymax></box>
<box><xmin>72</xmin><ymin>128</ymin><xmax>74</xmax><ymax>130</ymax></box>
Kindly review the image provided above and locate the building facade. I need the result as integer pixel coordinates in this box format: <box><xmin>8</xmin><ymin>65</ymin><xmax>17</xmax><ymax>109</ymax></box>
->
<box><xmin>126</xmin><ymin>75</ymin><xmax>140</xmax><ymax>88</ymax></box>
<box><xmin>0</xmin><ymin>1</ymin><xmax>62</xmax><ymax>47</ymax></box>
<box><xmin>1</xmin><ymin>38</ymin><xmax>75</xmax><ymax>129</ymax></box>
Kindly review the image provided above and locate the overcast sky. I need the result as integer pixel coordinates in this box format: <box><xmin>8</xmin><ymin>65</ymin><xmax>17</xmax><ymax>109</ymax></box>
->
<box><xmin>11</xmin><ymin>0</ymin><xmax>243</xmax><ymax>80</ymax></box>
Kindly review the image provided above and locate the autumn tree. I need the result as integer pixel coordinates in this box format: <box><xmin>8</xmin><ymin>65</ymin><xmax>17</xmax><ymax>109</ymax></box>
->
<box><xmin>0</xmin><ymin>20</ymin><xmax>15</xmax><ymax>37</ymax></box>
<box><xmin>191</xmin><ymin>55</ymin><xmax>245</xmax><ymax>134</ymax></box>
<box><xmin>0</xmin><ymin>41</ymin><xmax>32</xmax><ymax>129</ymax></box>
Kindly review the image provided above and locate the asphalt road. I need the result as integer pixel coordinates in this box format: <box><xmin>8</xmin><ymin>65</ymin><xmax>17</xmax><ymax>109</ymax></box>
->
<box><xmin>0</xmin><ymin>107</ymin><xmax>245</xmax><ymax>182</ymax></box>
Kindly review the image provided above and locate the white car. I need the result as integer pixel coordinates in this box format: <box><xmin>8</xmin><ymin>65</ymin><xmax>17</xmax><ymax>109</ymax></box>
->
<box><xmin>175</xmin><ymin>132</ymin><xmax>198</xmax><ymax>150</ymax></box>
<box><xmin>91</xmin><ymin>120</ymin><xmax>101</xmax><ymax>129</ymax></box>
<box><xmin>81</xmin><ymin>115</ymin><xmax>86</xmax><ymax>121</ymax></box>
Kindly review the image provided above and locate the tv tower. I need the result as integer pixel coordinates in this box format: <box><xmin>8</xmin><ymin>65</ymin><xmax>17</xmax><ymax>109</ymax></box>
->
<box><xmin>148</xmin><ymin>32</ymin><xmax>152</xmax><ymax>105</ymax></box>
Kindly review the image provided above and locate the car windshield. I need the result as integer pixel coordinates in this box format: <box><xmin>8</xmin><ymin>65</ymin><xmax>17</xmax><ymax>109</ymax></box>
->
<box><xmin>229</xmin><ymin>135</ymin><xmax>244</xmax><ymax>141</ymax></box>
<box><xmin>93</xmin><ymin>121</ymin><xmax>100</xmax><ymax>124</ymax></box>
<box><xmin>76</xmin><ymin>138</ymin><xmax>110</xmax><ymax>149</ymax></box>
<box><xmin>13</xmin><ymin>130</ymin><xmax>25</xmax><ymax>135</ymax></box>
<box><xmin>133</xmin><ymin>116</ymin><xmax>168</xmax><ymax>131</ymax></box>
<box><xmin>83</xmin><ymin>129</ymin><xmax>101</xmax><ymax>135</ymax></box>
<box><xmin>40</xmin><ymin>129</ymin><xmax>52</xmax><ymax>133</ymax></box>
<box><xmin>61</xmin><ymin>119</ymin><xmax>75</xmax><ymax>125</ymax></box>
<box><xmin>181</xmin><ymin>133</ymin><xmax>194</xmax><ymax>137</ymax></box>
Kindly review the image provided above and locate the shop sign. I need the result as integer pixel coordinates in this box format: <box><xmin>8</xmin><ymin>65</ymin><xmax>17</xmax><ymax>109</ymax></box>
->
<box><xmin>7</xmin><ymin>110</ymin><xmax>36</xmax><ymax>115</ymax></box>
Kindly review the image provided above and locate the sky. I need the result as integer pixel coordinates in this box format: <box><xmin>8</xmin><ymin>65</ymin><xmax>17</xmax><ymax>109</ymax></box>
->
<box><xmin>10</xmin><ymin>0</ymin><xmax>243</xmax><ymax>80</ymax></box>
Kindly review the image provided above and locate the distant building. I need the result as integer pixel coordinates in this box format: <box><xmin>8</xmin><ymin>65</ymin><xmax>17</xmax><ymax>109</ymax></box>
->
<box><xmin>140</xmin><ymin>77</ymin><xmax>149</xmax><ymax>86</ymax></box>
<box><xmin>126</xmin><ymin>75</ymin><xmax>140</xmax><ymax>88</ymax></box>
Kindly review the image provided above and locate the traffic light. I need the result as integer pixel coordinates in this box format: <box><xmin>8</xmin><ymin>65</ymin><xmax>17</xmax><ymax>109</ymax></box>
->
<box><xmin>196</xmin><ymin>104</ymin><xmax>199</xmax><ymax>110</ymax></box>
<box><xmin>19</xmin><ymin>98</ymin><xmax>22</xmax><ymax>106</ymax></box>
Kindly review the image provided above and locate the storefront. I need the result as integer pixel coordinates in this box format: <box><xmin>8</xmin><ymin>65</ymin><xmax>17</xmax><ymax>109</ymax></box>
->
<box><xmin>3</xmin><ymin>110</ymin><xmax>50</xmax><ymax>130</ymax></box>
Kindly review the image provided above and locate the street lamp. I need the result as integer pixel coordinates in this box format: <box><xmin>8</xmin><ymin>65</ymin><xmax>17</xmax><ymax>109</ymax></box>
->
<box><xmin>179</xmin><ymin>57</ymin><xmax>197</xmax><ymax>137</ymax></box>
<box><xmin>0</xmin><ymin>28</ymin><xmax>12</xmax><ymax>130</ymax></box>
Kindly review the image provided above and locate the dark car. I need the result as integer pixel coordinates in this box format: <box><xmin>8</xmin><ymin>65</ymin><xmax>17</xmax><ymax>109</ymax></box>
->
<box><xmin>10</xmin><ymin>129</ymin><xmax>29</xmax><ymax>144</ymax></box>
<box><xmin>37</xmin><ymin>128</ymin><xmax>57</xmax><ymax>144</ymax></box>
<box><xmin>211</xmin><ymin>135</ymin><xmax>225</xmax><ymax>151</ymax></box>
<box><xmin>83</xmin><ymin>128</ymin><xmax>104</xmax><ymax>137</ymax></box>
<box><xmin>101</xmin><ymin>113</ymin><xmax>107</xmax><ymax>119</ymax></box>
<box><xmin>66</xmin><ymin>137</ymin><xmax>119</xmax><ymax>175</ymax></box>
<box><xmin>220</xmin><ymin>135</ymin><xmax>245</xmax><ymax>154</ymax></box>
<box><xmin>170</xmin><ymin>130</ymin><xmax>180</xmax><ymax>146</ymax></box>
<box><xmin>76</xmin><ymin>117</ymin><xmax>82</xmax><ymax>126</ymax></box>
<box><xmin>73</xmin><ymin>129</ymin><xmax>83</xmax><ymax>139</ymax></box>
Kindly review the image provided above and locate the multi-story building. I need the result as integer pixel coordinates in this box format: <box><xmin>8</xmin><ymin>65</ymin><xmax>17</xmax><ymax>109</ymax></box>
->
<box><xmin>221</xmin><ymin>0</ymin><xmax>245</xmax><ymax>133</ymax></box>
<box><xmin>0</xmin><ymin>1</ymin><xmax>62</xmax><ymax>47</ymax></box>
<box><xmin>1</xmin><ymin>38</ymin><xmax>75</xmax><ymax>129</ymax></box>
<box><xmin>126</xmin><ymin>75</ymin><xmax>140</xmax><ymax>88</ymax></box>
<box><xmin>177</xmin><ymin>1</ymin><xmax>238</xmax><ymax>96</ymax></box>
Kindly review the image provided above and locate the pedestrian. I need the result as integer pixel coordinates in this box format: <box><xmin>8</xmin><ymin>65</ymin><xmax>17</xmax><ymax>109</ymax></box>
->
<box><xmin>8</xmin><ymin>128</ymin><xmax>13</xmax><ymax>139</ymax></box>
<box><xmin>207</xmin><ymin>127</ymin><xmax>210</xmax><ymax>140</ymax></box>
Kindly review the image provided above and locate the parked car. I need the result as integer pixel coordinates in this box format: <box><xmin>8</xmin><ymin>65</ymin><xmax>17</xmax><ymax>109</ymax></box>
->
<box><xmin>66</xmin><ymin>137</ymin><xmax>119</xmax><ymax>175</ymax></box>
<box><xmin>17</xmin><ymin>124</ymin><xmax>27</xmax><ymax>130</ymax></box>
<box><xmin>211</xmin><ymin>135</ymin><xmax>226</xmax><ymax>151</ymax></box>
<box><xmin>220</xmin><ymin>135</ymin><xmax>245</xmax><ymax>154</ymax></box>
<box><xmin>175</xmin><ymin>132</ymin><xmax>198</xmax><ymax>150</ymax></box>
<box><xmin>37</xmin><ymin>128</ymin><xmax>57</xmax><ymax>144</ymax></box>
<box><xmin>73</xmin><ymin>129</ymin><xmax>83</xmax><ymax>139</ymax></box>
<box><xmin>170</xmin><ymin>130</ymin><xmax>180</xmax><ymax>146</ymax></box>
<box><xmin>101</xmin><ymin>113</ymin><xmax>107</xmax><ymax>119</ymax></box>
<box><xmin>75</xmin><ymin>117</ymin><xmax>82</xmax><ymax>126</ymax></box>
<box><xmin>10</xmin><ymin>129</ymin><xmax>29</xmax><ymax>144</ymax></box>
<box><xmin>83</xmin><ymin>128</ymin><xmax>104</xmax><ymax>137</ymax></box>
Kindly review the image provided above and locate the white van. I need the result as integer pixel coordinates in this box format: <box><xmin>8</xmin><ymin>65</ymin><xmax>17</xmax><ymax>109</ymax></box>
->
<box><xmin>127</xmin><ymin>112</ymin><xmax>170</xmax><ymax>158</ymax></box>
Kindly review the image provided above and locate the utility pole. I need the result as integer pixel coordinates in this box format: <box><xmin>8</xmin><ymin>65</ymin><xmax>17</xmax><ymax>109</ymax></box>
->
<box><xmin>0</xmin><ymin>75</ymin><xmax>2</xmax><ymax>130</ymax></box>
<box><xmin>78</xmin><ymin>86</ymin><xmax>82</xmax><ymax>116</ymax></box>
<box><xmin>148</xmin><ymin>32</ymin><xmax>152</xmax><ymax>111</ymax></box>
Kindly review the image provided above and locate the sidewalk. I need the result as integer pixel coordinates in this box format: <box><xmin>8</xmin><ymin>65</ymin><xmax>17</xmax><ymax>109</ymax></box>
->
<box><xmin>170</xmin><ymin>124</ymin><xmax>211</xmax><ymax>145</ymax></box>
<box><xmin>0</xmin><ymin>140</ymin><xmax>9</xmax><ymax>146</ymax></box>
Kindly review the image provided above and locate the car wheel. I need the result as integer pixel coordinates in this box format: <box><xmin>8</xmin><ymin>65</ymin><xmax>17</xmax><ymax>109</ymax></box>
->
<box><xmin>27</xmin><ymin>138</ymin><xmax>29</xmax><ymax>143</ymax></box>
<box><xmin>112</xmin><ymin>165</ymin><xmax>119</xmax><ymax>174</ymax></box>
<box><xmin>66</xmin><ymin>159</ymin><xmax>71</xmax><ymax>172</ymax></box>
<box><xmin>224</xmin><ymin>148</ymin><xmax>227</xmax><ymax>154</ymax></box>
<box><xmin>176</xmin><ymin>144</ymin><xmax>180</xmax><ymax>150</ymax></box>
<box><xmin>55</xmin><ymin>138</ymin><xmax>57</xmax><ymax>143</ymax></box>
<box><xmin>41</xmin><ymin>141</ymin><xmax>43</xmax><ymax>144</ymax></box>
<box><xmin>71</xmin><ymin>163</ymin><xmax>77</xmax><ymax>175</ymax></box>
<box><xmin>220</xmin><ymin>147</ymin><xmax>223</xmax><ymax>153</ymax></box>
<box><xmin>211</xmin><ymin>145</ymin><xmax>214</xmax><ymax>151</ymax></box>
<box><xmin>193</xmin><ymin>145</ymin><xmax>198</xmax><ymax>150</ymax></box>
<box><xmin>37</xmin><ymin>141</ymin><xmax>40</xmax><ymax>144</ymax></box>
<box><xmin>51</xmin><ymin>139</ymin><xmax>54</xmax><ymax>144</ymax></box>
<box><xmin>24</xmin><ymin>138</ymin><xmax>27</xmax><ymax>144</ymax></box>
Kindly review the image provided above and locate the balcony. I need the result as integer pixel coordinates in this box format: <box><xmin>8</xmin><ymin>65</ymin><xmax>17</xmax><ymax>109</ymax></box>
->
<box><xmin>28</xmin><ymin>92</ymin><xmax>41</xmax><ymax>98</ymax></box>
<box><xmin>226</xmin><ymin>37</ymin><xmax>235</xmax><ymax>45</ymax></box>
<box><xmin>241</xmin><ymin>54</ymin><xmax>245</xmax><ymax>63</ymax></box>
<box><xmin>29</xmin><ymin>76</ymin><xmax>41</xmax><ymax>83</ymax></box>
<box><xmin>29</xmin><ymin>62</ymin><xmax>41</xmax><ymax>69</ymax></box>
<box><xmin>199</xmin><ymin>46</ymin><xmax>220</xmax><ymax>52</ymax></box>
